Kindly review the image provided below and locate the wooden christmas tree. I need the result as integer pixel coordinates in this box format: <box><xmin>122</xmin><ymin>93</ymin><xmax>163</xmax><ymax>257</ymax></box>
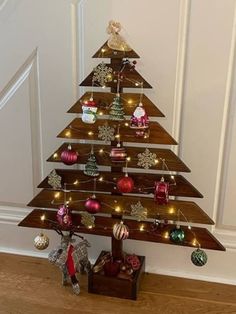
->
<box><xmin>19</xmin><ymin>21</ymin><xmax>225</xmax><ymax>300</ymax></box>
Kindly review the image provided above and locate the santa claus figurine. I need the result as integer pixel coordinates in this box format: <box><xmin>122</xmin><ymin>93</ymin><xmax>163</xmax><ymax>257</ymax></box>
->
<box><xmin>130</xmin><ymin>102</ymin><xmax>149</xmax><ymax>130</ymax></box>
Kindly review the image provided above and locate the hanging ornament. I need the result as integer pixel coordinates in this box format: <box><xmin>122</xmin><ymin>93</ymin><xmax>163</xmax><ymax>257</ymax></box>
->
<box><xmin>117</xmin><ymin>174</ymin><xmax>134</xmax><ymax>193</ymax></box>
<box><xmin>130</xmin><ymin>201</ymin><xmax>147</xmax><ymax>221</ymax></box>
<box><xmin>57</xmin><ymin>205</ymin><xmax>73</xmax><ymax>228</ymax></box>
<box><xmin>98</xmin><ymin>124</ymin><xmax>115</xmax><ymax>142</ymax></box>
<box><xmin>191</xmin><ymin>248</ymin><xmax>208</xmax><ymax>267</ymax></box>
<box><xmin>113</xmin><ymin>221</ymin><xmax>129</xmax><ymax>240</ymax></box>
<box><xmin>106</xmin><ymin>20</ymin><xmax>131</xmax><ymax>52</ymax></box>
<box><xmin>93</xmin><ymin>62</ymin><xmax>113</xmax><ymax>87</ymax></box>
<box><xmin>170</xmin><ymin>226</ymin><xmax>185</xmax><ymax>243</ymax></box>
<box><xmin>60</xmin><ymin>145</ymin><xmax>78</xmax><ymax>165</ymax></box>
<box><xmin>34</xmin><ymin>233</ymin><xmax>49</xmax><ymax>250</ymax></box>
<box><xmin>137</xmin><ymin>148</ymin><xmax>157</xmax><ymax>170</ymax></box>
<box><xmin>154</xmin><ymin>177</ymin><xmax>169</xmax><ymax>205</ymax></box>
<box><xmin>130</xmin><ymin>102</ymin><xmax>149</xmax><ymax>131</ymax></box>
<box><xmin>85</xmin><ymin>195</ymin><xmax>101</xmax><ymax>214</ymax></box>
<box><xmin>81</xmin><ymin>98</ymin><xmax>98</xmax><ymax>124</ymax></box>
<box><xmin>79</xmin><ymin>211</ymin><xmax>95</xmax><ymax>229</ymax></box>
<box><xmin>48</xmin><ymin>170</ymin><xmax>62</xmax><ymax>189</ymax></box>
<box><xmin>84</xmin><ymin>153</ymin><xmax>99</xmax><ymax>177</ymax></box>
<box><xmin>110</xmin><ymin>145</ymin><xmax>127</xmax><ymax>163</ymax></box>
<box><xmin>109</xmin><ymin>94</ymin><xmax>125</xmax><ymax>121</ymax></box>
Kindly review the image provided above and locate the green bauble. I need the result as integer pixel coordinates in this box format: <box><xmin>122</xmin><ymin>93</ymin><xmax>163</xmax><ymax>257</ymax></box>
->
<box><xmin>191</xmin><ymin>248</ymin><xmax>208</xmax><ymax>267</ymax></box>
<box><xmin>170</xmin><ymin>227</ymin><xmax>185</xmax><ymax>243</ymax></box>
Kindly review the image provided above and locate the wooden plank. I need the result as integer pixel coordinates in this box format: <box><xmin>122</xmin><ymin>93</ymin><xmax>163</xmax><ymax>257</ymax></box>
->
<box><xmin>28</xmin><ymin>189</ymin><xmax>214</xmax><ymax>225</ymax></box>
<box><xmin>18</xmin><ymin>209</ymin><xmax>225</xmax><ymax>251</ymax></box>
<box><xmin>57</xmin><ymin>118</ymin><xmax>177</xmax><ymax>145</ymax></box>
<box><xmin>68</xmin><ymin>92</ymin><xmax>165</xmax><ymax>117</ymax></box>
<box><xmin>47</xmin><ymin>142</ymin><xmax>190</xmax><ymax>172</ymax></box>
<box><xmin>80</xmin><ymin>63</ymin><xmax>152</xmax><ymax>89</ymax></box>
<box><xmin>38</xmin><ymin>169</ymin><xmax>203</xmax><ymax>198</ymax></box>
<box><xmin>93</xmin><ymin>41</ymin><xmax>140</xmax><ymax>59</ymax></box>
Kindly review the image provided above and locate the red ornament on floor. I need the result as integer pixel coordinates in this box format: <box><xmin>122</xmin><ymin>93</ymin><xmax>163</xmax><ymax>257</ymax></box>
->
<box><xmin>104</xmin><ymin>260</ymin><xmax>120</xmax><ymax>277</ymax></box>
<box><xmin>60</xmin><ymin>145</ymin><xmax>78</xmax><ymax>165</ymax></box>
<box><xmin>154</xmin><ymin>177</ymin><xmax>169</xmax><ymax>205</ymax></box>
<box><xmin>117</xmin><ymin>174</ymin><xmax>134</xmax><ymax>193</ymax></box>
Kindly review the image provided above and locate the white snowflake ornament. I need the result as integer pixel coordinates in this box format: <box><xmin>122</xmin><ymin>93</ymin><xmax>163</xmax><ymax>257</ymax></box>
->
<box><xmin>130</xmin><ymin>201</ymin><xmax>147</xmax><ymax>221</ymax></box>
<box><xmin>137</xmin><ymin>148</ymin><xmax>157</xmax><ymax>169</ymax></box>
<box><xmin>98</xmin><ymin>124</ymin><xmax>115</xmax><ymax>142</ymax></box>
<box><xmin>93</xmin><ymin>62</ymin><xmax>113</xmax><ymax>87</ymax></box>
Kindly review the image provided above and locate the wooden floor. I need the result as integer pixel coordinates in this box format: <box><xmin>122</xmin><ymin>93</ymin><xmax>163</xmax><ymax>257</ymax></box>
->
<box><xmin>0</xmin><ymin>253</ymin><xmax>236</xmax><ymax>314</ymax></box>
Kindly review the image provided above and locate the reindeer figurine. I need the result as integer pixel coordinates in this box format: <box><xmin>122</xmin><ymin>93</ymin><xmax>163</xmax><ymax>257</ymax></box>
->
<box><xmin>48</xmin><ymin>229</ymin><xmax>91</xmax><ymax>295</ymax></box>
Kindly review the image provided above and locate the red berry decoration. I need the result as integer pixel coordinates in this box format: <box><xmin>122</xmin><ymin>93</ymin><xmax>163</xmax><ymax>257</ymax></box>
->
<box><xmin>57</xmin><ymin>205</ymin><xmax>73</xmax><ymax>228</ymax></box>
<box><xmin>85</xmin><ymin>195</ymin><xmax>101</xmax><ymax>214</ymax></box>
<box><xmin>60</xmin><ymin>145</ymin><xmax>78</xmax><ymax>165</ymax></box>
<box><xmin>117</xmin><ymin>174</ymin><xmax>134</xmax><ymax>193</ymax></box>
<box><xmin>104</xmin><ymin>259</ymin><xmax>120</xmax><ymax>277</ymax></box>
<box><xmin>154</xmin><ymin>177</ymin><xmax>169</xmax><ymax>205</ymax></box>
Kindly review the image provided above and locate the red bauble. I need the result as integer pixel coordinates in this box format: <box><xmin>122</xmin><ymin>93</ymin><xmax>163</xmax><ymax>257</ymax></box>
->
<box><xmin>57</xmin><ymin>205</ymin><xmax>73</xmax><ymax>227</ymax></box>
<box><xmin>110</xmin><ymin>146</ymin><xmax>127</xmax><ymax>163</ymax></box>
<box><xmin>154</xmin><ymin>177</ymin><xmax>169</xmax><ymax>205</ymax></box>
<box><xmin>104</xmin><ymin>260</ymin><xmax>120</xmax><ymax>277</ymax></box>
<box><xmin>85</xmin><ymin>195</ymin><xmax>101</xmax><ymax>213</ymax></box>
<box><xmin>117</xmin><ymin>174</ymin><xmax>134</xmax><ymax>193</ymax></box>
<box><xmin>60</xmin><ymin>145</ymin><xmax>78</xmax><ymax>165</ymax></box>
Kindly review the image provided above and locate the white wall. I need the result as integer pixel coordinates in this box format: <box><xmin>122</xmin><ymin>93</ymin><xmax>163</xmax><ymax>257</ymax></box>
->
<box><xmin>1</xmin><ymin>0</ymin><xmax>236</xmax><ymax>285</ymax></box>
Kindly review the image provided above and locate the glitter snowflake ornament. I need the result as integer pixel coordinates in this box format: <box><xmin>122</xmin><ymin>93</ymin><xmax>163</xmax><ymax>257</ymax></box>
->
<box><xmin>98</xmin><ymin>124</ymin><xmax>115</xmax><ymax>142</ymax></box>
<box><xmin>48</xmin><ymin>170</ymin><xmax>62</xmax><ymax>189</ymax></box>
<box><xmin>93</xmin><ymin>62</ymin><xmax>113</xmax><ymax>87</ymax></box>
<box><xmin>79</xmin><ymin>212</ymin><xmax>95</xmax><ymax>229</ymax></box>
<box><xmin>130</xmin><ymin>201</ymin><xmax>148</xmax><ymax>221</ymax></box>
<box><xmin>137</xmin><ymin>148</ymin><xmax>157</xmax><ymax>170</ymax></box>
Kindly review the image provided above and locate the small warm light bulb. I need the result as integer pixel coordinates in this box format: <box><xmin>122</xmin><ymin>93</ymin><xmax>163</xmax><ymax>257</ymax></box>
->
<box><xmin>140</xmin><ymin>224</ymin><xmax>145</xmax><ymax>232</ymax></box>
<box><xmin>135</xmin><ymin>82</ymin><xmax>139</xmax><ymax>86</ymax></box>
<box><xmin>99</xmin><ymin>111</ymin><xmax>104</xmax><ymax>116</ymax></box>
<box><xmin>101</xmin><ymin>48</ymin><xmax>106</xmax><ymax>53</ymax></box>
<box><xmin>188</xmin><ymin>225</ymin><xmax>192</xmax><ymax>230</ymax></box>
<box><xmin>102</xmin><ymin>85</ymin><xmax>106</xmax><ymax>89</ymax></box>
<box><xmin>163</xmin><ymin>231</ymin><xmax>169</xmax><ymax>239</ymax></box>
<box><xmin>115</xmin><ymin>206</ymin><xmax>121</xmax><ymax>212</ymax></box>
<box><xmin>124</xmin><ymin>122</ymin><xmax>129</xmax><ymax>127</ymax></box>
<box><xmin>54</xmin><ymin>192</ymin><xmax>60</xmax><ymax>199</ymax></box>
<box><xmin>115</xmin><ymin>134</ymin><xmax>120</xmax><ymax>139</ymax></box>
<box><xmin>127</xmin><ymin>99</ymin><xmax>133</xmax><ymax>104</ymax></box>
<box><xmin>65</xmin><ymin>130</ymin><xmax>71</xmax><ymax>137</ymax></box>
<box><xmin>99</xmin><ymin>177</ymin><xmax>103</xmax><ymax>182</ymax></box>
<box><xmin>192</xmin><ymin>238</ymin><xmax>198</xmax><ymax>246</ymax></box>
<box><xmin>88</xmin><ymin>225</ymin><xmax>93</xmax><ymax>229</ymax></box>
<box><xmin>154</xmin><ymin>159</ymin><xmax>159</xmax><ymax>164</ymax></box>
<box><xmin>168</xmin><ymin>207</ymin><xmax>175</xmax><ymax>214</ymax></box>
<box><xmin>69</xmin><ymin>197</ymin><xmax>72</xmax><ymax>202</ymax></box>
<box><xmin>88</xmin><ymin>131</ymin><xmax>93</xmax><ymax>136</ymax></box>
<box><xmin>99</xmin><ymin>148</ymin><xmax>104</xmax><ymax>154</ymax></box>
<box><xmin>73</xmin><ymin>180</ymin><xmax>79</xmax><ymax>185</ymax></box>
<box><xmin>126</xmin><ymin>157</ymin><xmax>131</xmax><ymax>162</ymax></box>
<box><xmin>171</xmin><ymin>175</ymin><xmax>175</xmax><ymax>180</ymax></box>
<box><xmin>53</xmin><ymin>153</ymin><xmax>58</xmax><ymax>159</ymax></box>
<box><xmin>40</xmin><ymin>214</ymin><xmax>45</xmax><ymax>221</ymax></box>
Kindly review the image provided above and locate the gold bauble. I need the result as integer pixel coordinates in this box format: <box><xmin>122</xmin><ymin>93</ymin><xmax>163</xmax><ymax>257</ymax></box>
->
<box><xmin>34</xmin><ymin>233</ymin><xmax>49</xmax><ymax>250</ymax></box>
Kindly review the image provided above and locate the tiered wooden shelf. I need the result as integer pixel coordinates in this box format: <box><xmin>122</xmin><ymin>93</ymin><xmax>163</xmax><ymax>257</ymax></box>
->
<box><xmin>19</xmin><ymin>37</ymin><xmax>225</xmax><ymax>300</ymax></box>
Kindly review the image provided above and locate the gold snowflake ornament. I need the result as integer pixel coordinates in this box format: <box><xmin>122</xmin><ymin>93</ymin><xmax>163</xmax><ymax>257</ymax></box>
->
<box><xmin>48</xmin><ymin>170</ymin><xmax>62</xmax><ymax>189</ymax></box>
<box><xmin>130</xmin><ymin>201</ymin><xmax>148</xmax><ymax>221</ymax></box>
<box><xmin>137</xmin><ymin>148</ymin><xmax>157</xmax><ymax>169</ymax></box>
<box><xmin>93</xmin><ymin>62</ymin><xmax>113</xmax><ymax>87</ymax></box>
<box><xmin>98</xmin><ymin>124</ymin><xmax>115</xmax><ymax>142</ymax></box>
<box><xmin>79</xmin><ymin>212</ymin><xmax>95</xmax><ymax>229</ymax></box>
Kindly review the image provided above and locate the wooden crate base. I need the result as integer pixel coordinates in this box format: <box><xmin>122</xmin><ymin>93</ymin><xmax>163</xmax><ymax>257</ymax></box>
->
<box><xmin>88</xmin><ymin>251</ymin><xmax>145</xmax><ymax>300</ymax></box>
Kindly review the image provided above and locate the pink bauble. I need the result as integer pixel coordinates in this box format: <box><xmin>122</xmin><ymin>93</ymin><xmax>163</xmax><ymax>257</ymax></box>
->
<box><xmin>110</xmin><ymin>147</ymin><xmax>127</xmax><ymax>163</ymax></box>
<box><xmin>117</xmin><ymin>175</ymin><xmax>134</xmax><ymax>193</ymax></box>
<box><xmin>60</xmin><ymin>145</ymin><xmax>78</xmax><ymax>165</ymax></box>
<box><xmin>85</xmin><ymin>196</ymin><xmax>101</xmax><ymax>214</ymax></box>
<box><xmin>56</xmin><ymin>205</ymin><xmax>72</xmax><ymax>227</ymax></box>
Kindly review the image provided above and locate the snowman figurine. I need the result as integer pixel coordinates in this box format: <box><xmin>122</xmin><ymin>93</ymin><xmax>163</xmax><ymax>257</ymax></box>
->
<box><xmin>81</xmin><ymin>98</ymin><xmax>98</xmax><ymax>124</ymax></box>
<box><xmin>130</xmin><ymin>102</ymin><xmax>149</xmax><ymax>129</ymax></box>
